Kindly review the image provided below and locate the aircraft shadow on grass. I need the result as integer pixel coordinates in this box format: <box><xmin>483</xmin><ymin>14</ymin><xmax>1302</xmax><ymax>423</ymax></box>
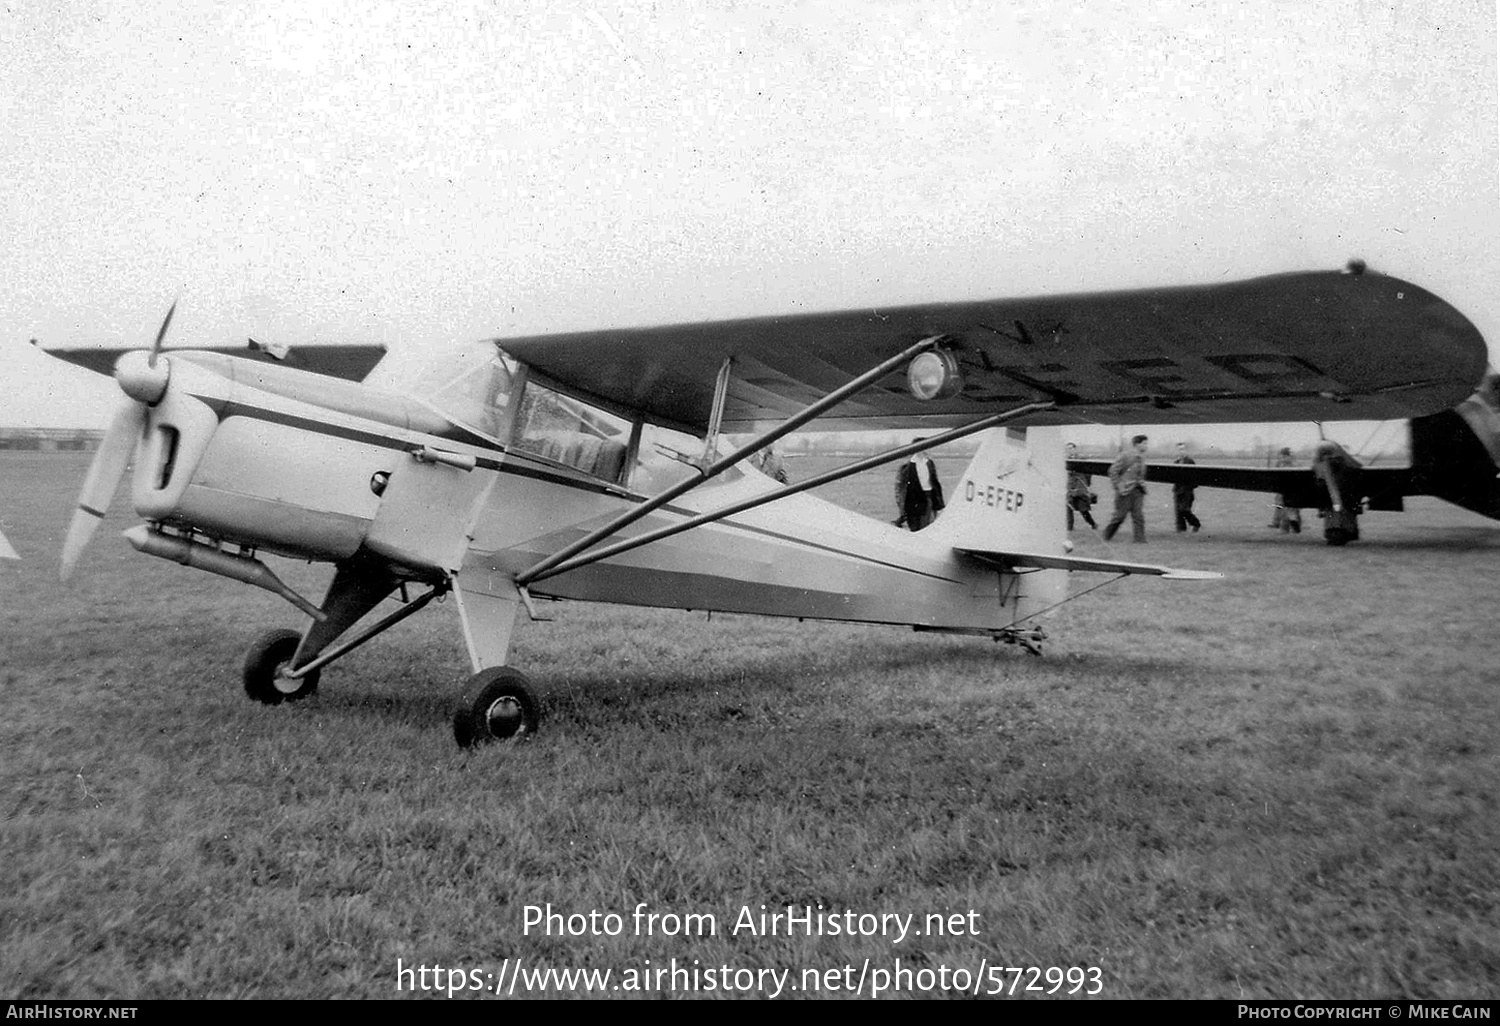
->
<box><xmin>310</xmin><ymin>638</ymin><xmax>1205</xmax><ymax>738</ymax></box>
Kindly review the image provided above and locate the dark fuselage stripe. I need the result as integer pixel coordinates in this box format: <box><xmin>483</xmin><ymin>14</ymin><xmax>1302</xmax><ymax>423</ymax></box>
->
<box><xmin>208</xmin><ymin>400</ymin><xmax>961</xmax><ymax>583</ymax></box>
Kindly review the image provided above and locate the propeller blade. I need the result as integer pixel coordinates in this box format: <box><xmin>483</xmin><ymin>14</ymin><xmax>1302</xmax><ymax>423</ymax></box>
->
<box><xmin>60</xmin><ymin>401</ymin><xmax>147</xmax><ymax>581</ymax></box>
<box><xmin>147</xmin><ymin>299</ymin><xmax>177</xmax><ymax>368</ymax></box>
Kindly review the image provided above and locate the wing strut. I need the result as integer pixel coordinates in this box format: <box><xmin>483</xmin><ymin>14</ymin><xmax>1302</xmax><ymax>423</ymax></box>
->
<box><xmin>280</xmin><ymin>580</ymin><xmax>450</xmax><ymax>680</ymax></box>
<box><xmin>522</xmin><ymin>400</ymin><xmax>1058</xmax><ymax>586</ymax></box>
<box><xmin>700</xmin><ymin>356</ymin><xmax>733</xmax><ymax>467</ymax></box>
<box><xmin>514</xmin><ymin>335</ymin><xmax>945</xmax><ymax>587</ymax></box>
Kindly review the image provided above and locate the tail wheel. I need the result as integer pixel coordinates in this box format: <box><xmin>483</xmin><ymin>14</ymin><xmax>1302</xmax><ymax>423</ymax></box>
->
<box><xmin>453</xmin><ymin>667</ymin><xmax>539</xmax><ymax>748</ymax></box>
<box><xmin>243</xmin><ymin>628</ymin><xmax>320</xmax><ymax>705</ymax></box>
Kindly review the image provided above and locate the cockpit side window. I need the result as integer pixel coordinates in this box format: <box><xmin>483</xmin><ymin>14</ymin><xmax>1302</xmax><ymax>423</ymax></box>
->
<box><xmin>512</xmin><ymin>379</ymin><xmax>632</xmax><ymax>483</ymax></box>
<box><xmin>629</xmin><ymin>422</ymin><xmax>743</xmax><ymax>492</ymax></box>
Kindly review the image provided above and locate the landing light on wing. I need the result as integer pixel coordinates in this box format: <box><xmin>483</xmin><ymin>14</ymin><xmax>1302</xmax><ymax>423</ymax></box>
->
<box><xmin>907</xmin><ymin>349</ymin><xmax>963</xmax><ymax>400</ymax></box>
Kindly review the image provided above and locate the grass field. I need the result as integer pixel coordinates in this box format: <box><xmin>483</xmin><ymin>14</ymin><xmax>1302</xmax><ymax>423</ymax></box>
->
<box><xmin>2</xmin><ymin>450</ymin><xmax>1498</xmax><ymax>999</ymax></box>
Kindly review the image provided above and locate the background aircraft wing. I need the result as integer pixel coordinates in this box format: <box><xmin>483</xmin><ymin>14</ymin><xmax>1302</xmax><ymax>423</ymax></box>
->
<box><xmin>1069</xmin><ymin>459</ymin><xmax>1416</xmax><ymax>511</ymax></box>
<box><xmin>497</xmin><ymin>270</ymin><xmax>1487</xmax><ymax>432</ymax></box>
<box><xmin>39</xmin><ymin>341</ymin><xmax>388</xmax><ymax>382</ymax></box>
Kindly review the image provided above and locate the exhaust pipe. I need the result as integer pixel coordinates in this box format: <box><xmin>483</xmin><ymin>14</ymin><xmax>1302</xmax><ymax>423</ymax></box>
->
<box><xmin>123</xmin><ymin>526</ymin><xmax>326</xmax><ymax>621</ymax></box>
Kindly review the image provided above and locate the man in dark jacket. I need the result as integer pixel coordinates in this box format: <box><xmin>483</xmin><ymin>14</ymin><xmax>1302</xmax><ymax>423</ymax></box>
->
<box><xmin>1065</xmin><ymin>442</ymin><xmax>1097</xmax><ymax>530</ymax></box>
<box><xmin>1172</xmin><ymin>442</ymin><xmax>1201</xmax><ymax>533</ymax></box>
<box><xmin>895</xmin><ymin>442</ymin><xmax>945</xmax><ymax>531</ymax></box>
<box><xmin>1102</xmin><ymin>434</ymin><xmax>1150</xmax><ymax>543</ymax></box>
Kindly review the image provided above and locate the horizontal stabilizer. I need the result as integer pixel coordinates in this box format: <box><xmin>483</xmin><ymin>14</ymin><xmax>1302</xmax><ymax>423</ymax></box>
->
<box><xmin>957</xmin><ymin>547</ymin><xmax>1221</xmax><ymax>580</ymax></box>
<box><xmin>39</xmin><ymin>342</ymin><xmax>388</xmax><ymax>383</ymax></box>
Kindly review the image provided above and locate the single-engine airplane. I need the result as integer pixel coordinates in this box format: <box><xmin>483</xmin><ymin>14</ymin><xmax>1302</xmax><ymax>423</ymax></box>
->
<box><xmin>1067</xmin><ymin>365</ymin><xmax>1500</xmax><ymax>545</ymax></box>
<box><xmin>41</xmin><ymin>267</ymin><xmax>1486</xmax><ymax>746</ymax></box>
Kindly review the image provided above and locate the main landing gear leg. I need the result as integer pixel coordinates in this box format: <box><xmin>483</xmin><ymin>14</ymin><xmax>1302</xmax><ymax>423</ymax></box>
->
<box><xmin>241</xmin><ymin>560</ymin><xmax>399</xmax><ymax>705</ymax></box>
<box><xmin>450</xmin><ymin>570</ymin><xmax>535</xmax><ymax>748</ymax></box>
<box><xmin>236</xmin><ymin>553</ymin><xmax>539</xmax><ymax>748</ymax></box>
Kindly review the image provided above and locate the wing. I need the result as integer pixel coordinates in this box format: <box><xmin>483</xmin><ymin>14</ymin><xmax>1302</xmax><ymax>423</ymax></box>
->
<box><xmin>1070</xmin><ymin>458</ymin><xmax>1313</xmax><ymax>492</ymax></box>
<box><xmin>496</xmin><ymin>270</ymin><xmax>1487</xmax><ymax>431</ymax></box>
<box><xmin>38</xmin><ymin>341</ymin><xmax>388</xmax><ymax>383</ymax></box>
<box><xmin>1071</xmin><ymin>459</ymin><xmax>1416</xmax><ymax>510</ymax></box>
<box><xmin>958</xmin><ymin>547</ymin><xmax>1221</xmax><ymax>580</ymax></box>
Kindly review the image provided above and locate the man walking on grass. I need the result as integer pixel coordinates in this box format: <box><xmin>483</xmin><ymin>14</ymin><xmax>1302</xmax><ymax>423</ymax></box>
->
<box><xmin>1172</xmin><ymin>441</ymin><xmax>1202</xmax><ymax>533</ymax></box>
<box><xmin>1102</xmin><ymin>434</ymin><xmax>1150</xmax><ymax>543</ymax></box>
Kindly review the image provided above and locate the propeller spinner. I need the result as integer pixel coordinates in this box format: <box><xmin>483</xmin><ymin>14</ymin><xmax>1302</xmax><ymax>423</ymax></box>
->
<box><xmin>59</xmin><ymin>302</ymin><xmax>177</xmax><ymax>581</ymax></box>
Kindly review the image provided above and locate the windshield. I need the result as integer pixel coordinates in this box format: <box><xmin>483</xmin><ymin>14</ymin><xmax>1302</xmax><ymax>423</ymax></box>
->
<box><xmin>407</xmin><ymin>341</ymin><xmax>518</xmax><ymax>442</ymax></box>
<box><xmin>409</xmin><ymin>341</ymin><xmax>745</xmax><ymax>489</ymax></box>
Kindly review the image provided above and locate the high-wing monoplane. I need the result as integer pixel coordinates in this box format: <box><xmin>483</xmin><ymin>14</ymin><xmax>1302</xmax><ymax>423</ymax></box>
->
<box><xmin>41</xmin><ymin>268</ymin><xmax>1486</xmax><ymax>745</ymax></box>
<box><xmin>1068</xmin><ymin>366</ymin><xmax>1500</xmax><ymax>545</ymax></box>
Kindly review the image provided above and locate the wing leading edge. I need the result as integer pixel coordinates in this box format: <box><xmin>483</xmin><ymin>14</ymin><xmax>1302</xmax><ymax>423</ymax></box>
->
<box><xmin>498</xmin><ymin>270</ymin><xmax>1486</xmax><ymax>432</ymax></box>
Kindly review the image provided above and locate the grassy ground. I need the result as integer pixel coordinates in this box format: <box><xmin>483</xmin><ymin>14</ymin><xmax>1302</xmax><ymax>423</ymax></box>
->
<box><xmin>2</xmin><ymin>451</ymin><xmax>1497</xmax><ymax>999</ymax></box>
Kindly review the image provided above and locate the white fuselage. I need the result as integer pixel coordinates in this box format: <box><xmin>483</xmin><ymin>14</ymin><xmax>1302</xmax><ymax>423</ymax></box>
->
<box><xmin>133</xmin><ymin>356</ymin><xmax>1060</xmax><ymax>633</ymax></box>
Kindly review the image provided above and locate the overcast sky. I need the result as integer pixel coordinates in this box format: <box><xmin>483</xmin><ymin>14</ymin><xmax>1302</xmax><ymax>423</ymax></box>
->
<box><xmin>1</xmin><ymin>1</ymin><xmax>1495</xmax><ymax>427</ymax></box>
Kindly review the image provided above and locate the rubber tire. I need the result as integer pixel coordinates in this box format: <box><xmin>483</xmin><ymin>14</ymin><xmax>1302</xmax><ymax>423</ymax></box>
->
<box><xmin>1324</xmin><ymin>527</ymin><xmax>1355</xmax><ymax>547</ymax></box>
<box><xmin>243</xmin><ymin>628</ymin><xmax>320</xmax><ymax>705</ymax></box>
<box><xmin>453</xmin><ymin>667</ymin><xmax>540</xmax><ymax>748</ymax></box>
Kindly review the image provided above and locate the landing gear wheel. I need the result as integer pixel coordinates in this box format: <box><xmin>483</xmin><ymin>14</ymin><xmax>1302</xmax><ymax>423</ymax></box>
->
<box><xmin>243</xmin><ymin>628</ymin><xmax>320</xmax><ymax>705</ymax></box>
<box><xmin>453</xmin><ymin>667</ymin><xmax>539</xmax><ymax>748</ymax></box>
